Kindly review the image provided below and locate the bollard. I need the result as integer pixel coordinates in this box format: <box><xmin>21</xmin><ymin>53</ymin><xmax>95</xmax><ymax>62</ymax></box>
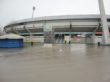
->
<box><xmin>97</xmin><ymin>42</ymin><xmax>101</xmax><ymax>46</ymax></box>
<box><xmin>31</xmin><ymin>41</ymin><xmax>34</xmax><ymax>46</ymax></box>
<box><xmin>69</xmin><ymin>41</ymin><xmax>71</xmax><ymax>44</ymax></box>
<box><xmin>65</xmin><ymin>40</ymin><xmax>67</xmax><ymax>44</ymax></box>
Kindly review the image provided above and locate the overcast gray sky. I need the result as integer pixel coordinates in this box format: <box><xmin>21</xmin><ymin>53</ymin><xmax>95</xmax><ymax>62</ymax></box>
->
<box><xmin>0</xmin><ymin>0</ymin><xmax>110</xmax><ymax>27</ymax></box>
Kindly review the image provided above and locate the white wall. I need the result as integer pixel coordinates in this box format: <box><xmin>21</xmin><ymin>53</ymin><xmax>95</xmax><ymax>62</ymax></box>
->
<box><xmin>24</xmin><ymin>36</ymin><xmax>44</xmax><ymax>43</ymax></box>
<box><xmin>94</xmin><ymin>36</ymin><xmax>102</xmax><ymax>44</ymax></box>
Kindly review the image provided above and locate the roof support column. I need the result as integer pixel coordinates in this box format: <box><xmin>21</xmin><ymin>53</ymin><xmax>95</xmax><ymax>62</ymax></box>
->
<box><xmin>98</xmin><ymin>0</ymin><xmax>110</xmax><ymax>44</ymax></box>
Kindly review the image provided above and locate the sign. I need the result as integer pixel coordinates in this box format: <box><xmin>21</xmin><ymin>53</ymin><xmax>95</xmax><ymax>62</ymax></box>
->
<box><xmin>44</xmin><ymin>25</ymin><xmax>52</xmax><ymax>32</ymax></box>
<box><xmin>44</xmin><ymin>25</ymin><xmax>54</xmax><ymax>44</ymax></box>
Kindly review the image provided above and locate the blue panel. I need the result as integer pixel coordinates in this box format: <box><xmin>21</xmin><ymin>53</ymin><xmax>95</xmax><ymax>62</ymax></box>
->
<box><xmin>0</xmin><ymin>39</ymin><xmax>23</xmax><ymax>48</ymax></box>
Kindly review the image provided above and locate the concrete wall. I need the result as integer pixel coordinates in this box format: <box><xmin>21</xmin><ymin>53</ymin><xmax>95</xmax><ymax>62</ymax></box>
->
<box><xmin>94</xmin><ymin>36</ymin><xmax>102</xmax><ymax>44</ymax></box>
<box><xmin>24</xmin><ymin>36</ymin><xmax>44</xmax><ymax>43</ymax></box>
<box><xmin>92</xmin><ymin>36</ymin><xmax>108</xmax><ymax>44</ymax></box>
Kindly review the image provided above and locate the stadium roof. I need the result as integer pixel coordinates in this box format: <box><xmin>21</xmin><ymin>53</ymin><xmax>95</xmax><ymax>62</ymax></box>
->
<box><xmin>5</xmin><ymin>15</ymin><xmax>110</xmax><ymax>27</ymax></box>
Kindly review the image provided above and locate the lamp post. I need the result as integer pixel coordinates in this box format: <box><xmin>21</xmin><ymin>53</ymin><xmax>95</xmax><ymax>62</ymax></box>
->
<box><xmin>32</xmin><ymin>6</ymin><xmax>36</xmax><ymax>31</ymax></box>
<box><xmin>30</xmin><ymin>6</ymin><xmax>36</xmax><ymax>43</ymax></box>
<box><xmin>32</xmin><ymin>6</ymin><xmax>36</xmax><ymax>18</ymax></box>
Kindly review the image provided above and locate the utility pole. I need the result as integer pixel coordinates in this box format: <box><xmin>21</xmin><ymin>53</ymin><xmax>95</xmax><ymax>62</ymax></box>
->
<box><xmin>98</xmin><ymin>0</ymin><xmax>110</xmax><ymax>44</ymax></box>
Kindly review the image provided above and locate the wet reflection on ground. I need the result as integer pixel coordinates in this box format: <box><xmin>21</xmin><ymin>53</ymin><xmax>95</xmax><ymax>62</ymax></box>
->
<box><xmin>0</xmin><ymin>44</ymin><xmax>110</xmax><ymax>82</ymax></box>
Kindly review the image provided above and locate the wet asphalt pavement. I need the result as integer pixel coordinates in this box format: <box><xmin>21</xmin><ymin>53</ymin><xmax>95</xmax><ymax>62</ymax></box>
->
<box><xmin>0</xmin><ymin>44</ymin><xmax>110</xmax><ymax>82</ymax></box>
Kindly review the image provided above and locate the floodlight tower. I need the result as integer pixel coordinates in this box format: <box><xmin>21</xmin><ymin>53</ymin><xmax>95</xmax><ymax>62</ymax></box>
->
<box><xmin>98</xmin><ymin>0</ymin><xmax>110</xmax><ymax>44</ymax></box>
<box><xmin>30</xmin><ymin>6</ymin><xmax>36</xmax><ymax>40</ymax></box>
<box><xmin>32</xmin><ymin>6</ymin><xmax>36</xmax><ymax>18</ymax></box>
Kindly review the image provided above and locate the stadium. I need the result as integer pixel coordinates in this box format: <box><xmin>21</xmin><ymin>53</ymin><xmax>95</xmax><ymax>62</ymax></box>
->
<box><xmin>3</xmin><ymin>0</ymin><xmax>110</xmax><ymax>45</ymax></box>
<box><xmin>4</xmin><ymin>15</ymin><xmax>110</xmax><ymax>44</ymax></box>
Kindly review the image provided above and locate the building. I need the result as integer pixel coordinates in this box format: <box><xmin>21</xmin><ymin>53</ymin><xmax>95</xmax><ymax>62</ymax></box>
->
<box><xmin>3</xmin><ymin>0</ymin><xmax>110</xmax><ymax>45</ymax></box>
<box><xmin>4</xmin><ymin>15</ymin><xmax>110</xmax><ymax>44</ymax></box>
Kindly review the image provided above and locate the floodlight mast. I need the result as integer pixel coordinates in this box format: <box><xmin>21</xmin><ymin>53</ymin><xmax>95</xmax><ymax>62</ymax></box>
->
<box><xmin>98</xmin><ymin>0</ymin><xmax>110</xmax><ymax>44</ymax></box>
<box><xmin>32</xmin><ymin>6</ymin><xmax>36</xmax><ymax>18</ymax></box>
<box><xmin>30</xmin><ymin>6</ymin><xmax>36</xmax><ymax>41</ymax></box>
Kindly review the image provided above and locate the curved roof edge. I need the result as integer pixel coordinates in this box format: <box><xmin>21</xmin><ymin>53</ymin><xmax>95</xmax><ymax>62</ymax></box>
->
<box><xmin>5</xmin><ymin>14</ymin><xmax>110</xmax><ymax>27</ymax></box>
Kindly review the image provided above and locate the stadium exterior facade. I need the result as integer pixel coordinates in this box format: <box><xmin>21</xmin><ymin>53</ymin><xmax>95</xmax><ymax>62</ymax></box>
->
<box><xmin>4</xmin><ymin>15</ymin><xmax>110</xmax><ymax>44</ymax></box>
<box><xmin>3</xmin><ymin>0</ymin><xmax>110</xmax><ymax>45</ymax></box>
